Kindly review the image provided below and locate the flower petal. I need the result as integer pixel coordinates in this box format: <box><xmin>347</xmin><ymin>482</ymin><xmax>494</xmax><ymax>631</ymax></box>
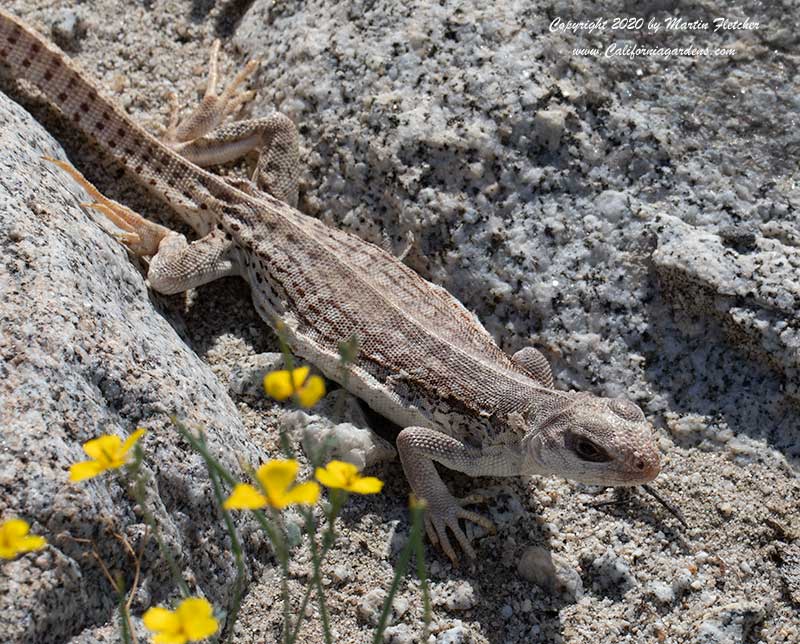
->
<box><xmin>177</xmin><ymin>598</ymin><xmax>218</xmax><ymax>640</ymax></box>
<box><xmin>152</xmin><ymin>632</ymin><xmax>188</xmax><ymax>644</ymax></box>
<box><xmin>82</xmin><ymin>434</ymin><xmax>122</xmax><ymax>461</ymax></box>
<box><xmin>223</xmin><ymin>484</ymin><xmax>267</xmax><ymax>510</ymax></box>
<box><xmin>347</xmin><ymin>476</ymin><xmax>384</xmax><ymax>494</ymax></box>
<box><xmin>16</xmin><ymin>534</ymin><xmax>47</xmax><ymax>553</ymax></box>
<box><xmin>256</xmin><ymin>459</ymin><xmax>299</xmax><ymax>497</ymax></box>
<box><xmin>176</xmin><ymin>597</ymin><xmax>213</xmax><ymax>620</ymax></box>
<box><xmin>284</xmin><ymin>481</ymin><xmax>321</xmax><ymax>506</ymax></box>
<box><xmin>69</xmin><ymin>460</ymin><xmax>105</xmax><ymax>482</ymax></box>
<box><xmin>184</xmin><ymin>615</ymin><xmax>219</xmax><ymax>641</ymax></box>
<box><xmin>0</xmin><ymin>519</ymin><xmax>45</xmax><ymax>559</ymax></box>
<box><xmin>1</xmin><ymin>518</ymin><xmax>31</xmax><ymax>539</ymax></box>
<box><xmin>330</xmin><ymin>460</ymin><xmax>358</xmax><ymax>479</ymax></box>
<box><xmin>143</xmin><ymin>606</ymin><xmax>181</xmax><ymax>634</ymax></box>
<box><xmin>314</xmin><ymin>467</ymin><xmax>342</xmax><ymax>489</ymax></box>
<box><xmin>296</xmin><ymin>375</ymin><xmax>326</xmax><ymax>408</ymax></box>
<box><xmin>291</xmin><ymin>366</ymin><xmax>311</xmax><ymax>388</ymax></box>
<box><xmin>121</xmin><ymin>427</ymin><xmax>146</xmax><ymax>455</ymax></box>
<box><xmin>263</xmin><ymin>370</ymin><xmax>294</xmax><ymax>401</ymax></box>
<box><xmin>315</xmin><ymin>460</ymin><xmax>355</xmax><ymax>488</ymax></box>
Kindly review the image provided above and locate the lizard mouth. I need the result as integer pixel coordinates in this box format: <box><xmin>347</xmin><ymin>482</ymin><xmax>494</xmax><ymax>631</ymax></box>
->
<box><xmin>613</xmin><ymin>459</ymin><xmax>661</xmax><ymax>486</ymax></box>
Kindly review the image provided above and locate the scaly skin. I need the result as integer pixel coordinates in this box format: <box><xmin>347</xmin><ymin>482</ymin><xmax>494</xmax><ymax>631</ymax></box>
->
<box><xmin>0</xmin><ymin>10</ymin><xmax>660</xmax><ymax>562</ymax></box>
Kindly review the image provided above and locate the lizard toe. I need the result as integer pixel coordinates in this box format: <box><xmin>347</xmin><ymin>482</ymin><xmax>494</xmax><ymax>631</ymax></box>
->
<box><xmin>456</xmin><ymin>492</ymin><xmax>489</xmax><ymax>506</ymax></box>
<box><xmin>429</xmin><ymin>516</ymin><xmax>459</xmax><ymax>564</ymax></box>
<box><xmin>424</xmin><ymin>515</ymin><xmax>439</xmax><ymax>547</ymax></box>
<box><xmin>445</xmin><ymin>518</ymin><xmax>476</xmax><ymax>560</ymax></box>
<box><xmin>457</xmin><ymin>507</ymin><xmax>496</xmax><ymax>535</ymax></box>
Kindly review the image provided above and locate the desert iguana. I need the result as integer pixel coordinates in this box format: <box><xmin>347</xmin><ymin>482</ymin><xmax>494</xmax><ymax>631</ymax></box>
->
<box><xmin>0</xmin><ymin>10</ymin><xmax>661</xmax><ymax>562</ymax></box>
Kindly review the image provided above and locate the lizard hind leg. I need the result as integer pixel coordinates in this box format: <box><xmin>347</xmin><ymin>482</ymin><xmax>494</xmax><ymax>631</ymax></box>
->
<box><xmin>174</xmin><ymin>115</ymin><xmax>300</xmax><ymax>207</ymax></box>
<box><xmin>164</xmin><ymin>39</ymin><xmax>258</xmax><ymax>144</ymax></box>
<box><xmin>161</xmin><ymin>38</ymin><xmax>299</xmax><ymax>206</ymax></box>
<box><xmin>44</xmin><ymin>157</ymin><xmax>239</xmax><ymax>295</ymax></box>
<box><xmin>43</xmin><ymin>156</ymin><xmax>171</xmax><ymax>256</ymax></box>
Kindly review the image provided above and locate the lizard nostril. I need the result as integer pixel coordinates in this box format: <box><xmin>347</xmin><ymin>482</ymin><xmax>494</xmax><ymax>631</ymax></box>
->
<box><xmin>635</xmin><ymin>460</ymin><xmax>645</xmax><ymax>471</ymax></box>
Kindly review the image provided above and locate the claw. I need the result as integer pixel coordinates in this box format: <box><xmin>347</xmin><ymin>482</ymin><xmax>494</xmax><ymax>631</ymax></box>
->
<box><xmin>422</xmin><ymin>499</ymin><xmax>496</xmax><ymax>565</ymax></box>
<box><xmin>204</xmin><ymin>40</ymin><xmax>222</xmax><ymax>97</ymax></box>
<box><xmin>456</xmin><ymin>493</ymin><xmax>489</xmax><ymax>506</ymax></box>
<box><xmin>43</xmin><ymin>156</ymin><xmax>171</xmax><ymax>256</ymax></box>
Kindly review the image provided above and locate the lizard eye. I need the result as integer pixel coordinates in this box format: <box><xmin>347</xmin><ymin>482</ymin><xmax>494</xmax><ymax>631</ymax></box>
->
<box><xmin>571</xmin><ymin>437</ymin><xmax>611</xmax><ymax>463</ymax></box>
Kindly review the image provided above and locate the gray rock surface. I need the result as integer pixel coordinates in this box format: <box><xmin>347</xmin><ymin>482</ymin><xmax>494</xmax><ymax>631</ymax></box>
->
<box><xmin>0</xmin><ymin>92</ymin><xmax>269</xmax><ymax>642</ymax></box>
<box><xmin>2</xmin><ymin>0</ymin><xmax>799</xmax><ymax>643</ymax></box>
<box><xmin>653</xmin><ymin>214</ymin><xmax>800</xmax><ymax>400</ymax></box>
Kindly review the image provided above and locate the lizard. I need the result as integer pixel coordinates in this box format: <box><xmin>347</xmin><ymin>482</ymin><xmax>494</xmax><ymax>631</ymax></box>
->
<box><xmin>0</xmin><ymin>10</ymin><xmax>661</xmax><ymax>563</ymax></box>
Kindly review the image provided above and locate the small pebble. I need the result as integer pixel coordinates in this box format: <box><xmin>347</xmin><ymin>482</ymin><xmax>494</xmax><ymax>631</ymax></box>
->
<box><xmin>50</xmin><ymin>9</ymin><xmax>86</xmax><ymax>50</ymax></box>
<box><xmin>357</xmin><ymin>588</ymin><xmax>386</xmax><ymax>626</ymax></box>
<box><xmin>717</xmin><ymin>503</ymin><xmax>734</xmax><ymax>518</ymax></box>
<box><xmin>431</xmin><ymin>581</ymin><xmax>478</xmax><ymax>611</ymax></box>
<box><xmin>649</xmin><ymin>580</ymin><xmax>675</xmax><ymax>604</ymax></box>
<box><xmin>436</xmin><ymin>625</ymin><xmax>468</xmax><ymax>644</ymax></box>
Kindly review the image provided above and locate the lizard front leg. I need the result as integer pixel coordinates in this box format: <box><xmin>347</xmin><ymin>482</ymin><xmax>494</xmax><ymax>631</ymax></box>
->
<box><xmin>397</xmin><ymin>427</ymin><xmax>502</xmax><ymax>563</ymax></box>
<box><xmin>46</xmin><ymin>158</ymin><xmax>239</xmax><ymax>294</ymax></box>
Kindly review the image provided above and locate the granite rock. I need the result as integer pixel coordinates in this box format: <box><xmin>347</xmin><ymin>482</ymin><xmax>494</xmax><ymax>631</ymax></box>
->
<box><xmin>0</xmin><ymin>92</ymin><xmax>268</xmax><ymax>643</ymax></box>
<box><xmin>652</xmin><ymin>214</ymin><xmax>800</xmax><ymax>400</ymax></box>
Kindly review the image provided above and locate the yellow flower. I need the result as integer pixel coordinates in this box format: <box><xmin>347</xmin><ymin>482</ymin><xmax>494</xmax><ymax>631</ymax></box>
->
<box><xmin>263</xmin><ymin>366</ymin><xmax>325</xmax><ymax>408</ymax></box>
<box><xmin>69</xmin><ymin>428</ymin><xmax>146</xmax><ymax>482</ymax></box>
<box><xmin>223</xmin><ymin>459</ymin><xmax>320</xmax><ymax>510</ymax></box>
<box><xmin>0</xmin><ymin>518</ymin><xmax>47</xmax><ymax>559</ymax></box>
<box><xmin>315</xmin><ymin>460</ymin><xmax>384</xmax><ymax>494</ymax></box>
<box><xmin>143</xmin><ymin>597</ymin><xmax>218</xmax><ymax>644</ymax></box>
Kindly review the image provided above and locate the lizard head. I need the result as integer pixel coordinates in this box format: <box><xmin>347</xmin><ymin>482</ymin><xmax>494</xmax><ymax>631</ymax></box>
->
<box><xmin>524</xmin><ymin>392</ymin><xmax>661</xmax><ymax>486</ymax></box>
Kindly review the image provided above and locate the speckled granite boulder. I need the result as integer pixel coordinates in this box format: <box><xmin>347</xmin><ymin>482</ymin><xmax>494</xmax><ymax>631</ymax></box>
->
<box><xmin>0</xmin><ymin>92</ymin><xmax>267</xmax><ymax>643</ymax></box>
<box><xmin>652</xmin><ymin>214</ymin><xmax>800</xmax><ymax>399</ymax></box>
<box><xmin>228</xmin><ymin>3</ymin><xmax>800</xmax><ymax>640</ymax></box>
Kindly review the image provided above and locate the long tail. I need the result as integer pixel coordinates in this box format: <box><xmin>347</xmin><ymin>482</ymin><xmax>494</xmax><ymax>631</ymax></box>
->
<box><xmin>0</xmin><ymin>9</ymin><xmax>233</xmax><ymax>232</ymax></box>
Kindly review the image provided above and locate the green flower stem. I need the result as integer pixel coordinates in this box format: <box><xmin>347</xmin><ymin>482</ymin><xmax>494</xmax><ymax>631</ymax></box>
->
<box><xmin>274</xmin><ymin>326</ymin><xmax>301</xmax><ymax>453</ymax></box>
<box><xmin>334</xmin><ymin>335</ymin><xmax>358</xmax><ymax>422</ymax></box>
<box><xmin>127</xmin><ymin>447</ymin><xmax>190</xmax><ymax>598</ymax></box>
<box><xmin>267</xmin><ymin>508</ymin><xmax>292</xmax><ymax>644</ymax></box>
<box><xmin>410</xmin><ymin>504</ymin><xmax>431</xmax><ymax>641</ymax></box>
<box><xmin>171</xmin><ymin>419</ymin><xmax>292</xmax><ymax>640</ymax></box>
<box><xmin>115</xmin><ymin>574</ymin><xmax>133</xmax><ymax>644</ymax></box>
<box><xmin>286</xmin><ymin>576</ymin><xmax>317</xmax><ymax>644</ymax></box>
<box><xmin>287</xmin><ymin>490</ymin><xmax>340</xmax><ymax>644</ymax></box>
<box><xmin>321</xmin><ymin>490</ymin><xmax>344</xmax><ymax>550</ymax></box>
<box><xmin>199</xmin><ymin>432</ymin><xmax>247</xmax><ymax>644</ymax></box>
<box><xmin>172</xmin><ymin>420</ymin><xmax>289</xmax><ymax>561</ymax></box>
<box><xmin>371</xmin><ymin>500</ymin><xmax>427</xmax><ymax>644</ymax></box>
<box><xmin>301</xmin><ymin>509</ymin><xmax>332</xmax><ymax>644</ymax></box>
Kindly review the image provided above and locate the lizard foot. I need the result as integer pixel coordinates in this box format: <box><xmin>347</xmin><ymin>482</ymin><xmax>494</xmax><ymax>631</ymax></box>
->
<box><xmin>44</xmin><ymin>157</ymin><xmax>171</xmax><ymax>256</ymax></box>
<box><xmin>165</xmin><ymin>40</ymin><xmax>259</xmax><ymax>144</ymax></box>
<box><xmin>424</xmin><ymin>495</ymin><xmax>496</xmax><ymax>564</ymax></box>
